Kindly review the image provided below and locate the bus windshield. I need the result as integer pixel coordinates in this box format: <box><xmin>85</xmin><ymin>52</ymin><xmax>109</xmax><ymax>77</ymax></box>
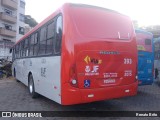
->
<box><xmin>71</xmin><ymin>5</ymin><xmax>133</xmax><ymax>39</ymax></box>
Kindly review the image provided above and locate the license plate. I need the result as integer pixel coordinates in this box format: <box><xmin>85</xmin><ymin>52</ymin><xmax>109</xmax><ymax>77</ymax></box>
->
<box><xmin>104</xmin><ymin>79</ymin><xmax>115</xmax><ymax>84</ymax></box>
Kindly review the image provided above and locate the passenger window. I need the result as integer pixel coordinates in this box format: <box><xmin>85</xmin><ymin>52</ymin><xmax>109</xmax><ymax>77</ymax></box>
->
<box><xmin>24</xmin><ymin>38</ymin><xmax>29</xmax><ymax>57</ymax></box>
<box><xmin>21</xmin><ymin>41</ymin><xmax>25</xmax><ymax>57</ymax></box>
<box><xmin>19</xmin><ymin>42</ymin><xmax>22</xmax><ymax>57</ymax></box>
<box><xmin>46</xmin><ymin>21</ymin><xmax>55</xmax><ymax>54</ymax></box>
<box><xmin>13</xmin><ymin>47</ymin><xmax>15</xmax><ymax>60</ymax></box>
<box><xmin>46</xmin><ymin>39</ymin><xmax>53</xmax><ymax>54</ymax></box>
<box><xmin>55</xmin><ymin>16</ymin><xmax>62</xmax><ymax>54</ymax></box>
<box><xmin>33</xmin><ymin>32</ymin><xmax>39</xmax><ymax>56</ymax></box>
<box><xmin>29</xmin><ymin>32</ymin><xmax>39</xmax><ymax>56</ymax></box>
<box><xmin>31</xmin><ymin>34</ymin><xmax>34</xmax><ymax>45</ymax></box>
<box><xmin>24</xmin><ymin>38</ymin><xmax>29</xmax><ymax>48</ymax></box>
<box><xmin>29</xmin><ymin>34</ymin><xmax>34</xmax><ymax>56</ymax></box>
<box><xmin>35</xmin><ymin>32</ymin><xmax>38</xmax><ymax>44</ymax></box>
<box><xmin>39</xmin><ymin>27</ymin><xmax>47</xmax><ymax>55</ymax></box>
<box><xmin>47</xmin><ymin>21</ymin><xmax>55</xmax><ymax>39</ymax></box>
<box><xmin>40</xmin><ymin>27</ymin><xmax>47</xmax><ymax>41</ymax></box>
<box><xmin>15</xmin><ymin>44</ymin><xmax>19</xmax><ymax>58</ymax></box>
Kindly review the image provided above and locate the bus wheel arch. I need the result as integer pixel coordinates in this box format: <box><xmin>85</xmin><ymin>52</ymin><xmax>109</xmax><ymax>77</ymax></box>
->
<box><xmin>28</xmin><ymin>72</ymin><xmax>38</xmax><ymax>98</ymax></box>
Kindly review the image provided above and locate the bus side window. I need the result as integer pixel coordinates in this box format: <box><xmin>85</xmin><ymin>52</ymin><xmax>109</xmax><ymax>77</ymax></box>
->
<box><xmin>39</xmin><ymin>27</ymin><xmax>47</xmax><ymax>55</ymax></box>
<box><xmin>55</xmin><ymin>15</ymin><xmax>62</xmax><ymax>54</ymax></box>
<box><xmin>29</xmin><ymin>34</ymin><xmax>34</xmax><ymax>56</ymax></box>
<box><xmin>20</xmin><ymin>42</ymin><xmax>23</xmax><ymax>57</ymax></box>
<box><xmin>13</xmin><ymin>47</ymin><xmax>14</xmax><ymax>60</ymax></box>
<box><xmin>24</xmin><ymin>37</ymin><xmax>29</xmax><ymax>57</ymax></box>
<box><xmin>33</xmin><ymin>32</ymin><xmax>39</xmax><ymax>56</ymax></box>
<box><xmin>21</xmin><ymin>41</ymin><xmax>25</xmax><ymax>57</ymax></box>
<box><xmin>46</xmin><ymin>21</ymin><xmax>55</xmax><ymax>55</ymax></box>
<box><xmin>12</xmin><ymin>47</ymin><xmax>14</xmax><ymax>60</ymax></box>
<box><xmin>18</xmin><ymin>43</ymin><xmax>22</xmax><ymax>58</ymax></box>
<box><xmin>15</xmin><ymin>44</ymin><xmax>19</xmax><ymax>58</ymax></box>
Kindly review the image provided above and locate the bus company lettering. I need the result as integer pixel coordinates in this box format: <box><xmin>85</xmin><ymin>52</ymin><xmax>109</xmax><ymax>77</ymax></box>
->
<box><xmin>85</xmin><ymin>65</ymin><xmax>99</xmax><ymax>73</ymax></box>
<box><xmin>41</xmin><ymin>67</ymin><xmax>46</xmax><ymax>77</ymax></box>
<box><xmin>99</xmin><ymin>51</ymin><xmax>120</xmax><ymax>55</ymax></box>
<box><xmin>85</xmin><ymin>65</ymin><xmax>99</xmax><ymax>76</ymax></box>
<box><xmin>103</xmin><ymin>73</ymin><xmax>118</xmax><ymax>78</ymax></box>
<box><xmin>124</xmin><ymin>58</ymin><xmax>132</xmax><ymax>64</ymax></box>
<box><xmin>84</xmin><ymin>56</ymin><xmax>102</xmax><ymax>64</ymax></box>
<box><xmin>124</xmin><ymin>70</ymin><xmax>132</xmax><ymax>77</ymax></box>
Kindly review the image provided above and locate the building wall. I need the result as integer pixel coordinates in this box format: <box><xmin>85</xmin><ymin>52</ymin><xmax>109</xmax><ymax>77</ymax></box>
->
<box><xmin>16</xmin><ymin>0</ymin><xmax>25</xmax><ymax>41</ymax></box>
<box><xmin>0</xmin><ymin>0</ymin><xmax>17</xmax><ymax>42</ymax></box>
<box><xmin>0</xmin><ymin>0</ymin><xmax>25</xmax><ymax>60</ymax></box>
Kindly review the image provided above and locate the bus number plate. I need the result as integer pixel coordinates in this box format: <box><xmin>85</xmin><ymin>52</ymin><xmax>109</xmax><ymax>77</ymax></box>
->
<box><xmin>104</xmin><ymin>79</ymin><xmax>115</xmax><ymax>84</ymax></box>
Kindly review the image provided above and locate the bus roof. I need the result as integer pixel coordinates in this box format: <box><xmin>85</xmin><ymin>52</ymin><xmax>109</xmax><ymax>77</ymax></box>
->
<box><xmin>70</xmin><ymin>3</ymin><xmax>123</xmax><ymax>15</ymax></box>
<box><xmin>135</xmin><ymin>29</ymin><xmax>153</xmax><ymax>36</ymax></box>
<box><xmin>14</xmin><ymin>3</ymin><xmax>128</xmax><ymax>47</ymax></box>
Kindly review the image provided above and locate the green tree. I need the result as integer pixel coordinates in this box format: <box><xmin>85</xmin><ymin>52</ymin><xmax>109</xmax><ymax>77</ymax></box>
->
<box><xmin>25</xmin><ymin>15</ymin><xmax>38</xmax><ymax>27</ymax></box>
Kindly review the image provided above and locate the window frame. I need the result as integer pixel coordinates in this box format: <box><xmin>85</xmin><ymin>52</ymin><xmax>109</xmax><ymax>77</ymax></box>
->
<box><xmin>12</xmin><ymin>13</ymin><xmax>63</xmax><ymax>60</ymax></box>
<box><xmin>4</xmin><ymin>24</ymin><xmax>12</xmax><ymax>30</ymax></box>
<box><xmin>19</xmin><ymin>26</ymin><xmax>25</xmax><ymax>35</ymax></box>
<box><xmin>4</xmin><ymin>9</ymin><xmax>12</xmax><ymax>16</ymax></box>
<box><xmin>20</xmin><ymin>0</ymin><xmax>25</xmax><ymax>8</ymax></box>
<box><xmin>19</xmin><ymin>13</ymin><xmax>25</xmax><ymax>22</ymax></box>
<box><xmin>54</xmin><ymin>15</ymin><xmax>63</xmax><ymax>55</ymax></box>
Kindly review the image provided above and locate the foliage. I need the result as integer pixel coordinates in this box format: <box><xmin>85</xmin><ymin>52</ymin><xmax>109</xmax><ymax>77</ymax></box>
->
<box><xmin>25</xmin><ymin>15</ymin><xmax>38</xmax><ymax>27</ymax></box>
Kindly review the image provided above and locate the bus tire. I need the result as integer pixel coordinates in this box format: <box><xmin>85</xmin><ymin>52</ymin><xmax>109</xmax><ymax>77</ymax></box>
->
<box><xmin>14</xmin><ymin>69</ymin><xmax>20</xmax><ymax>82</ymax></box>
<box><xmin>28</xmin><ymin>74</ymin><xmax>38</xmax><ymax>98</ymax></box>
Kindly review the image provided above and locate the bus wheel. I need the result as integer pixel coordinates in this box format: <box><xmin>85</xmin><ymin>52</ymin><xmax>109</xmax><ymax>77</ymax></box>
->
<box><xmin>14</xmin><ymin>69</ymin><xmax>19</xmax><ymax>82</ymax></box>
<box><xmin>28</xmin><ymin>74</ymin><xmax>38</xmax><ymax>98</ymax></box>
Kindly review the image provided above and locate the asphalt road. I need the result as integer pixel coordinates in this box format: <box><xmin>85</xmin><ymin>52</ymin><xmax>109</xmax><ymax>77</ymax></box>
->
<box><xmin>0</xmin><ymin>77</ymin><xmax>160</xmax><ymax>120</ymax></box>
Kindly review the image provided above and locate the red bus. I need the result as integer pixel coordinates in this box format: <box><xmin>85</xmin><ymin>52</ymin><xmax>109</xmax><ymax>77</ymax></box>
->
<box><xmin>12</xmin><ymin>3</ymin><xmax>138</xmax><ymax>105</ymax></box>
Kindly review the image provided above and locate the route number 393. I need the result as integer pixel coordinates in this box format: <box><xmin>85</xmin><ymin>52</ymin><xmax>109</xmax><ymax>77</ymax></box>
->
<box><xmin>124</xmin><ymin>58</ymin><xmax>132</xmax><ymax>64</ymax></box>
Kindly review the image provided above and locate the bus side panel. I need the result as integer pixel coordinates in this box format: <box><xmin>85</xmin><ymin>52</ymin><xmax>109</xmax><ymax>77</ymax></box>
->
<box><xmin>138</xmin><ymin>51</ymin><xmax>154</xmax><ymax>85</ymax></box>
<box><xmin>12</xmin><ymin>59</ymin><xmax>28</xmax><ymax>86</ymax></box>
<box><xmin>13</xmin><ymin>56</ymin><xmax>61</xmax><ymax>104</ymax></box>
<box><xmin>136</xmin><ymin>30</ymin><xmax>154</xmax><ymax>86</ymax></box>
<box><xmin>60</xmin><ymin>8</ymin><xmax>81</xmax><ymax>105</ymax></box>
<box><xmin>31</xmin><ymin>56</ymin><xmax>61</xmax><ymax>104</ymax></box>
